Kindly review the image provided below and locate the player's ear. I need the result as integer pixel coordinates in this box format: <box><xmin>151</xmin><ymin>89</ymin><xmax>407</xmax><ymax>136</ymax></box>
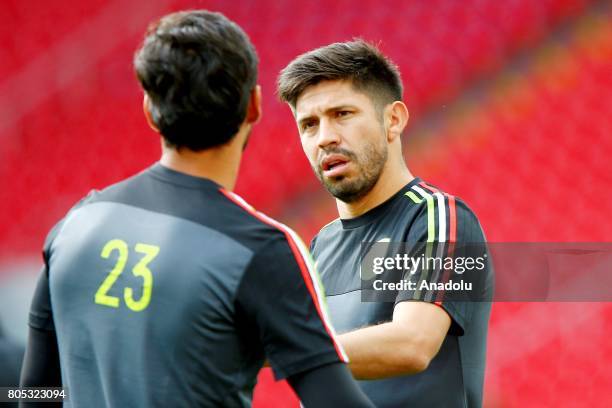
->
<box><xmin>143</xmin><ymin>94</ymin><xmax>160</xmax><ymax>133</ymax></box>
<box><xmin>385</xmin><ymin>101</ymin><xmax>409</xmax><ymax>143</ymax></box>
<box><xmin>246</xmin><ymin>85</ymin><xmax>262</xmax><ymax>124</ymax></box>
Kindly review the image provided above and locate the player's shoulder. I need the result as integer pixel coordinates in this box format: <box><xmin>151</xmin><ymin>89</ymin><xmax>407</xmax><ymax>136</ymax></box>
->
<box><xmin>319</xmin><ymin>217</ymin><xmax>342</xmax><ymax>234</ymax></box>
<box><xmin>42</xmin><ymin>166</ymin><xmax>177</xmax><ymax>254</ymax></box>
<box><xmin>403</xmin><ymin>179</ymin><xmax>485</xmax><ymax>241</ymax></box>
<box><xmin>218</xmin><ymin>189</ymin><xmax>304</xmax><ymax>250</ymax></box>
<box><xmin>43</xmin><ymin>189</ymin><xmax>100</xmax><ymax>255</ymax></box>
<box><xmin>311</xmin><ymin>217</ymin><xmax>341</xmax><ymax>248</ymax></box>
<box><xmin>404</xmin><ymin>179</ymin><xmax>479</xmax><ymax>220</ymax></box>
<box><xmin>53</xmin><ymin>168</ymin><xmax>152</xmax><ymax>220</ymax></box>
<box><xmin>44</xmin><ymin>169</ymin><xmax>149</xmax><ymax>244</ymax></box>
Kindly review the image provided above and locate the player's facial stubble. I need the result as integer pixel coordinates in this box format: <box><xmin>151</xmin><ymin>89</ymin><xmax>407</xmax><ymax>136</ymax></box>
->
<box><xmin>313</xmin><ymin>130</ymin><xmax>388</xmax><ymax>203</ymax></box>
<box><xmin>296</xmin><ymin>80</ymin><xmax>390</xmax><ymax>203</ymax></box>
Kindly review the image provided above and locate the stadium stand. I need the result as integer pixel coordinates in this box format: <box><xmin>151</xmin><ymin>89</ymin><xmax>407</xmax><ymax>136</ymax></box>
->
<box><xmin>1</xmin><ymin>0</ymin><xmax>610</xmax><ymax>406</ymax></box>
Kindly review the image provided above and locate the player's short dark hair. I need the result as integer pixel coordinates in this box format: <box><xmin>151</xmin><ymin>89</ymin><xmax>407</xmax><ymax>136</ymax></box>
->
<box><xmin>134</xmin><ymin>10</ymin><xmax>258</xmax><ymax>151</ymax></box>
<box><xmin>277</xmin><ymin>40</ymin><xmax>402</xmax><ymax>110</ymax></box>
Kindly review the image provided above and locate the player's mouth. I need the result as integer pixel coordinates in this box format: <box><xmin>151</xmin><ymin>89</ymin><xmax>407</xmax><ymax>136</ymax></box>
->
<box><xmin>321</xmin><ymin>155</ymin><xmax>350</xmax><ymax>178</ymax></box>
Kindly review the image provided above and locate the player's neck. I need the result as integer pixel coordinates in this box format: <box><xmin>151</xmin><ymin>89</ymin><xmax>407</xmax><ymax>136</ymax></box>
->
<box><xmin>159</xmin><ymin>132</ymin><xmax>246</xmax><ymax>191</ymax></box>
<box><xmin>336</xmin><ymin>161</ymin><xmax>414</xmax><ymax>220</ymax></box>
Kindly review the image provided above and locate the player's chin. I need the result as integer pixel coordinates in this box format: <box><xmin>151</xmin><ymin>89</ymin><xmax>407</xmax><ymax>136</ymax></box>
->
<box><xmin>323</xmin><ymin>174</ymin><xmax>349</xmax><ymax>186</ymax></box>
<box><xmin>323</xmin><ymin>175</ymin><xmax>357</xmax><ymax>195</ymax></box>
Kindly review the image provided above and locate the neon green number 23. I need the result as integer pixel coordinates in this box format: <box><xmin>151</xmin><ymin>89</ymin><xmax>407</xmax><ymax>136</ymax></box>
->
<box><xmin>95</xmin><ymin>239</ymin><xmax>160</xmax><ymax>312</ymax></box>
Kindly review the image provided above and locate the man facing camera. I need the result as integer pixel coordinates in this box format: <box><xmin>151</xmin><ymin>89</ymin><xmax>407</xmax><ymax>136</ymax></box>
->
<box><xmin>278</xmin><ymin>40</ymin><xmax>493</xmax><ymax>408</ymax></box>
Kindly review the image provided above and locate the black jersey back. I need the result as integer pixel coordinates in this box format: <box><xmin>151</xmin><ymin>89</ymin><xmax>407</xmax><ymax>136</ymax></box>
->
<box><xmin>28</xmin><ymin>163</ymin><xmax>346</xmax><ymax>407</ymax></box>
<box><xmin>311</xmin><ymin>178</ymin><xmax>493</xmax><ymax>408</ymax></box>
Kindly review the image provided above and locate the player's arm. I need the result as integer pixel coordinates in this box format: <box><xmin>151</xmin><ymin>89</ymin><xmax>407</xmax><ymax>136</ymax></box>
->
<box><xmin>20</xmin><ymin>267</ymin><xmax>61</xmax><ymax>386</ymax></box>
<box><xmin>20</xmin><ymin>327</ymin><xmax>61</xmax><ymax>387</ymax></box>
<box><xmin>338</xmin><ymin>301</ymin><xmax>450</xmax><ymax>379</ymax></box>
<box><xmin>264</xmin><ymin>360</ymin><xmax>373</xmax><ymax>407</ymax></box>
<box><xmin>287</xmin><ymin>362</ymin><xmax>373</xmax><ymax>407</ymax></box>
<box><xmin>21</xmin><ymin>205</ymin><xmax>88</xmax><ymax>394</ymax></box>
<box><xmin>235</xmin><ymin>232</ymin><xmax>372</xmax><ymax>406</ymax></box>
<box><xmin>19</xmin><ymin>268</ymin><xmax>62</xmax><ymax>408</ymax></box>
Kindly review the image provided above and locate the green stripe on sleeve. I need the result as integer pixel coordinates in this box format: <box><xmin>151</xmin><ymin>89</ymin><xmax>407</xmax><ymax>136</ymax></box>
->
<box><xmin>405</xmin><ymin>191</ymin><xmax>423</xmax><ymax>204</ymax></box>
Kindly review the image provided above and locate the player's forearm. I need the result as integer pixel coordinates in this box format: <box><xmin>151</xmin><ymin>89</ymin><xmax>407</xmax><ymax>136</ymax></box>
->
<box><xmin>20</xmin><ymin>327</ymin><xmax>62</xmax><ymax>388</ymax></box>
<box><xmin>338</xmin><ymin>322</ymin><xmax>432</xmax><ymax>380</ymax></box>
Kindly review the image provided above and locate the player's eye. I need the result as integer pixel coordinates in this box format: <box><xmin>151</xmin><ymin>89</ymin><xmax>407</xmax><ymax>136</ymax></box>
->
<box><xmin>336</xmin><ymin>110</ymin><xmax>352</xmax><ymax>118</ymax></box>
<box><xmin>301</xmin><ymin>120</ymin><xmax>317</xmax><ymax>132</ymax></box>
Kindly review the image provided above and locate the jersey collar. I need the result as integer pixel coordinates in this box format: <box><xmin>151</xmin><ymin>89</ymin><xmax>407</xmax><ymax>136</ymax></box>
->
<box><xmin>340</xmin><ymin>177</ymin><xmax>422</xmax><ymax>229</ymax></box>
<box><xmin>147</xmin><ymin>162</ymin><xmax>222</xmax><ymax>190</ymax></box>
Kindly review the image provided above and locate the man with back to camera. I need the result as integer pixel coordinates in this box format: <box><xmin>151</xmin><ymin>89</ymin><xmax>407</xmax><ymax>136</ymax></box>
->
<box><xmin>18</xmin><ymin>11</ymin><xmax>375</xmax><ymax>408</ymax></box>
<box><xmin>278</xmin><ymin>40</ymin><xmax>494</xmax><ymax>407</ymax></box>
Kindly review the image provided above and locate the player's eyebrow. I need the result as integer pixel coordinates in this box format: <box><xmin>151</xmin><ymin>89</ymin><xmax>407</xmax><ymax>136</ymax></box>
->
<box><xmin>296</xmin><ymin>105</ymin><xmax>358</xmax><ymax>126</ymax></box>
<box><xmin>297</xmin><ymin>114</ymin><xmax>319</xmax><ymax>129</ymax></box>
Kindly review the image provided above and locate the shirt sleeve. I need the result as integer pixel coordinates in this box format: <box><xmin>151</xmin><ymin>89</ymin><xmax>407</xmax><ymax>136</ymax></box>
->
<box><xmin>28</xmin><ymin>191</ymin><xmax>97</xmax><ymax>332</ymax></box>
<box><xmin>287</xmin><ymin>362</ymin><xmax>374</xmax><ymax>408</ymax></box>
<box><xmin>28</xmin><ymin>212</ymin><xmax>72</xmax><ymax>333</ymax></box>
<box><xmin>28</xmin><ymin>266</ymin><xmax>55</xmax><ymax>332</ymax></box>
<box><xmin>395</xmin><ymin>194</ymin><xmax>491</xmax><ymax>336</ymax></box>
<box><xmin>235</xmin><ymin>233</ymin><xmax>347</xmax><ymax>380</ymax></box>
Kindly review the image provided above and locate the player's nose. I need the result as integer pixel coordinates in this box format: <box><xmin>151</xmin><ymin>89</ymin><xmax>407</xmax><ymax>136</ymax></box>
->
<box><xmin>317</xmin><ymin>119</ymin><xmax>341</xmax><ymax>148</ymax></box>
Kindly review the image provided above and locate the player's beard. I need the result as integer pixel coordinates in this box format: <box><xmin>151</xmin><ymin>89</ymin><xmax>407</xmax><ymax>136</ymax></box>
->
<box><xmin>314</xmin><ymin>137</ymin><xmax>388</xmax><ymax>203</ymax></box>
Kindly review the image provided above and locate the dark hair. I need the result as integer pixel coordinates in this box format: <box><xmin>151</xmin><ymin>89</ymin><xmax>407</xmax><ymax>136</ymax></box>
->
<box><xmin>277</xmin><ymin>40</ymin><xmax>402</xmax><ymax>109</ymax></box>
<box><xmin>134</xmin><ymin>10</ymin><xmax>258</xmax><ymax>151</ymax></box>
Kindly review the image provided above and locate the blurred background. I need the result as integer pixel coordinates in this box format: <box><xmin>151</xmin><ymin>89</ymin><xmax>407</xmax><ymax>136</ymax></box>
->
<box><xmin>1</xmin><ymin>0</ymin><xmax>611</xmax><ymax>406</ymax></box>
